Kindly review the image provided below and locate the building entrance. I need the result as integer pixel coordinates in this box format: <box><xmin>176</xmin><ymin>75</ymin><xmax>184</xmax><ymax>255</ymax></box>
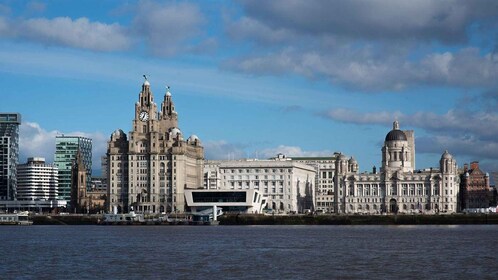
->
<box><xmin>389</xmin><ymin>198</ymin><xmax>398</xmax><ymax>214</ymax></box>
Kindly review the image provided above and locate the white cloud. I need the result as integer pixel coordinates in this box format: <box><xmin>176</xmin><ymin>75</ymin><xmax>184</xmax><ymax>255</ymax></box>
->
<box><xmin>224</xmin><ymin>47</ymin><xmax>498</xmax><ymax>91</ymax></box>
<box><xmin>204</xmin><ymin>140</ymin><xmax>246</xmax><ymax>160</ymax></box>
<box><xmin>132</xmin><ymin>1</ymin><xmax>206</xmax><ymax>56</ymax></box>
<box><xmin>322</xmin><ymin>108</ymin><xmax>498</xmax><ymax>138</ymax></box>
<box><xmin>0</xmin><ymin>16</ymin><xmax>131</xmax><ymax>51</ymax></box>
<box><xmin>0</xmin><ymin>1</ymin><xmax>212</xmax><ymax>56</ymax></box>
<box><xmin>204</xmin><ymin>141</ymin><xmax>333</xmax><ymax>161</ymax></box>
<box><xmin>417</xmin><ymin>135</ymin><xmax>498</xmax><ymax>159</ymax></box>
<box><xmin>226</xmin><ymin>16</ymin><xmax>295</xmax><ymax>45</ymax></box>
<box><xmin>19</xmin><ymin>122</ymin><xmax>108</xmax><ymax>173</ymax></box>
<box><xmin>320</xmin><ymin>107</ymin><xmax>498</xmax><ymax>164</ymax></box>
<box><xmin>19</xmin><ymin>122</ymin><xmax>60</xmax><ymax>163</ymax></box>
<box><xmin>223</xmin><ymin>1</ymin><xmax>498</xmax><ymax>92</ymax></box>
<box><xmin>237</xmin><ymin>0</ymin><xmax>497</xmax><ymax>43</ymax></box>
<box><xmin>258</xmin><ymin>145</ymin><xmax>333</xmax><ymax>159</ymax></box>
<box><xmin>20</xmin><ymin>17</ymin><xmax>130</xmax><ymax>51</ymax></box>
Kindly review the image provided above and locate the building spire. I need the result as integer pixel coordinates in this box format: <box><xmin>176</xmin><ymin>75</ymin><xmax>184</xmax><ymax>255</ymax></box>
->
<box><xmin>166</xmin><ymin>85</ymin><xmax>171</xmax><ymax>96</ymax></box>
<box><xmin>143</xmin><ymin>74</ymin><xmax>150</xmax><ymax>86</ymax></box>
<box><xmin>393</xmin><ymin>120</ymin><xmax>400</xmax><ymax>130</ymax></box>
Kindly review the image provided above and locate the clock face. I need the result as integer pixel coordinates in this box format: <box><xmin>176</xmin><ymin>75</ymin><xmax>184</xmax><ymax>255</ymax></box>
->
<box><xmin>139</xmin><ymin>111</ymin><xmax>149</xmax><ymax>122</ymax></box>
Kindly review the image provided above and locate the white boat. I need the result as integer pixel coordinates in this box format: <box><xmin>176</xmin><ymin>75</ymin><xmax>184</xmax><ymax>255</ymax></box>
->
<box><xmin>0</xmin><ymin>211</ymin><xmax>33</xmax><ymax>225</ymax></box>
<box><xmin>102</xmin><ymin>211</ymin><xmax>145</xmax><ymax>225</ymax></box>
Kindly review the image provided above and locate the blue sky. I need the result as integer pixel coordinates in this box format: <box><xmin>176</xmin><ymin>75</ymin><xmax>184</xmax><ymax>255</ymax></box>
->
<box><xmin>1</xmin><ymin>0</ymin><xmax>498</xmax><ymax>176</ymax></box>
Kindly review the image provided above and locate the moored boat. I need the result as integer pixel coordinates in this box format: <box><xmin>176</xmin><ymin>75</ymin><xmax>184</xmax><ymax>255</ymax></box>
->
<box><xmin>0</xmin><ymin>211</ymin><xmax>33</xmax><ymax>225</ymax></box>
<box><xmin>101</xmin><ymin>211</ymin><xmax>145</xmax><ymax>225</ymax></box>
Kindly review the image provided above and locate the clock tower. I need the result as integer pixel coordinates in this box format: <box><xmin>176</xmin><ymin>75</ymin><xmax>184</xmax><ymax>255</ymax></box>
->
<box><xmin>107</xmin><ymin>77</ymin><xmax>204</xmax><ymax>214</ymax></box>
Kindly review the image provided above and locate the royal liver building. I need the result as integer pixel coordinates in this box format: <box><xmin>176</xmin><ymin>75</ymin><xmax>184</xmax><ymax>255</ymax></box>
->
<box><xmin>107</xmin><ymin>78</ymin><xmax>204</xmax><ymax>214</ymax></box>
<box><xmin>334</xmin><ymin>121</ymin><xmax>459</xmax><ymax>214</ymax></box>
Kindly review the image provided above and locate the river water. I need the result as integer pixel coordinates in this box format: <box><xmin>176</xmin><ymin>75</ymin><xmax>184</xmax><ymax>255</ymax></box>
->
<box><xmin>1</xmin><ymin>225</ymin><xmax>497</xmax><ymax>279</ymax></box>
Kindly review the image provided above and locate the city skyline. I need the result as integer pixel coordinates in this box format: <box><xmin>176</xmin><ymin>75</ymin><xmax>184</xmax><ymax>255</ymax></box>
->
<box><xmin>2</xmin><ymin>1</ymin><xmax>498</xmax><ymax>175</ymax></box>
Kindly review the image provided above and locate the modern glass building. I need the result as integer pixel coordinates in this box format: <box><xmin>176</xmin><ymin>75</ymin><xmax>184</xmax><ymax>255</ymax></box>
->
<box><xmin>0</xmin><ymin>113</ymin><xmax>21</xmax><ymax>201</ymax></box>
<box><xmin>54</xmin><ymin>136</ymin><xmax>92</xmax><ymax>201</ymax></box>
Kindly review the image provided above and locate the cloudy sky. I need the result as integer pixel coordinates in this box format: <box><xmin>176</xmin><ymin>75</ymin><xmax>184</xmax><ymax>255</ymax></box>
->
<box><xmin>2</xmin><ymin>0</ymin><xmax>498</xmax><ymax>175</ymax></box>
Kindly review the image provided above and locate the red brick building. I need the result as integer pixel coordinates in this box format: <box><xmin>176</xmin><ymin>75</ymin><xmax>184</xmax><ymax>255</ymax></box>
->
<box><xmin>460</xmin><ymin>162</ymin><xmax>490</xmax><ymax>210</ymax></box>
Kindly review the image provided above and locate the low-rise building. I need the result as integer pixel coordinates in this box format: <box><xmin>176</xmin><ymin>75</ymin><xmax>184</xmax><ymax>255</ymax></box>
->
<box><xmin>185</xmin><ymin>189</ymin><xmax>266</xmax><ymax>214</ymax></box>
<box><xmin>204</xmin><ymin>157</ymin><xmax>315</xmax><ymax>213</ymax></box>
<box><xmin>460</xmin><ymin>162</ymin><xmax>491</xmax><ymax>210</ymax></box>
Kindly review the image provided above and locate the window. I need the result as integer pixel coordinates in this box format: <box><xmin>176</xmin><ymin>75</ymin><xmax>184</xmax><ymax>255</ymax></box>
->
<box><xmin>434</xmin><ymin>185</ymin><xmax>439</xmax><ymax>195</ymax></box>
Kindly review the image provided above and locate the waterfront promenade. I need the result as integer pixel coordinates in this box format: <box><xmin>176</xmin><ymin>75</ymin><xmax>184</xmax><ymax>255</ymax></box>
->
<box><xmin>29</xmin><ymin>213</ymin><xmax>498</xmax><ymax>225</ymax></box>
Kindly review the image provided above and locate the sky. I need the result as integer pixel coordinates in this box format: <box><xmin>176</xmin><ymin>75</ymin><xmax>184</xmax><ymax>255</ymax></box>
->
<box><xmin>1</xmin><ymin>0</ymin><xmax>498</xmax><ymax>176</ymax></box>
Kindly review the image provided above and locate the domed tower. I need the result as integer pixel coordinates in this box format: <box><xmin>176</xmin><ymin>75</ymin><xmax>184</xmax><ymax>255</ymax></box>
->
<box><xmin>381</xmin><ymin>121</ymin><xmax>413</xmax><ymax>173</ymax></box>
<box><xmin>440</xmin><ymin>150</ymin><xmax>457</xmax><ymax>174</ymax></box>
<box><xmin>187</xmin><ymin>135</ymin><xmax>202</xmax><ymax>147</ymax></box>
<box><xmin>159</xmin><ymin>86</ymin><xmax>178</xmax><ymax>131</ymax></box>
<box><xmin>335</xmin><ymin>153</ymin><xmax>349</xmax><ymax>175</ymax></box>
<box><xmin>348</xmin><ymin>157</ymin><xmax>359</xmax><ymax>173</ymax></box>
<box><xmin>333</xmin><ymin>153</ymin><xmax>350</xmax><ymax>214</ymax></box>
<box><xmin>169</xmin><ymin>127</ymin><xmax>183</xmax><ymax>142</ymax></box>
<box><xmin>440</xmin><ymin>150</ymin><xmax>458</xmax><ymax>212</ymax></box>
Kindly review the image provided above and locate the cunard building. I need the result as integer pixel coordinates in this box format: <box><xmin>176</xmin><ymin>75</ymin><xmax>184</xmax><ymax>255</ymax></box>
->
<box><xmin>107</xmin><ymin>78</ymin><xmax>204</xmax><ymax>214</ymax></box>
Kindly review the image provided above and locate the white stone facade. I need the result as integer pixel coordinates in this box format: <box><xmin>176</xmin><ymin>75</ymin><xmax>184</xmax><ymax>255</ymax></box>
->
<box><xmin>204</xmin><ymin>158</ymin><xmax>315</xmax><ymax>213</ymax></box>
<box><xmin>291</xmin><ymin>156</ymin><xmax>336</xmax><ymax>213</ymax></box>
<box><xmin>17</xmin><ymin>157</ymin><xmax>58</xmax><ymax>201</ymax></box>
<box><xmin>335</xmin><ymin>121</ymin><xmax>459</xmax><ymax>214</ymax></box>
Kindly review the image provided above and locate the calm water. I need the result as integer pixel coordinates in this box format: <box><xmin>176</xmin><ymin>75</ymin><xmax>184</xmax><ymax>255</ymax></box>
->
<box><xmin>1</xmin><ymin>225</ymin><xmax>497</xmax><ymax>279</ymax></box>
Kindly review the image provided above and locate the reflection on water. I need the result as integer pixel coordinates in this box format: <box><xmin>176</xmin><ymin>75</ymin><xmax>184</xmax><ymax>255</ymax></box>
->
<box><xmin>1</xmin><ymin>225</ymin><xmax>497</xmax><ymax>279</ymax></box>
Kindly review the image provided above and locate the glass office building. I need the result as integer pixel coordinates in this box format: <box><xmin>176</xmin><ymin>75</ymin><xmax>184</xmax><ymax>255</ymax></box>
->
<box><xmin>0</xmin><ymin>113</ymin><xmax>21</xmax><ymax>200</ymax></box>
<box><xmin>54</xmin><ymin>136</ymin><xmax>92</xmax><ymax>201</ymax></box>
